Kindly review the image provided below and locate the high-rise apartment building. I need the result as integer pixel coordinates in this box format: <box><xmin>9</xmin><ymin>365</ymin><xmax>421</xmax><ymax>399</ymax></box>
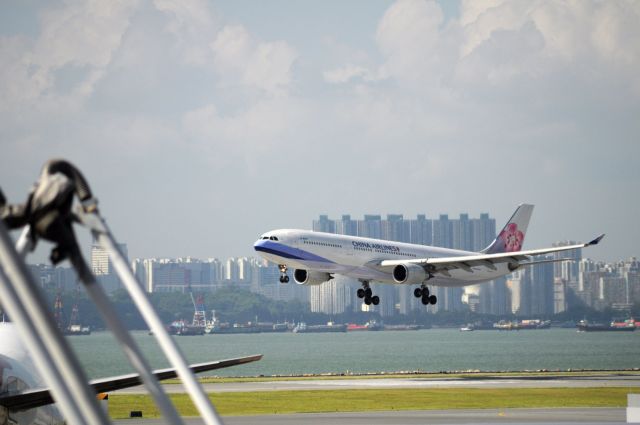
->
<box><xmin>91</xmin><ymin>241</ymin><xmax>128</xmax><ymax>293</ymax></box>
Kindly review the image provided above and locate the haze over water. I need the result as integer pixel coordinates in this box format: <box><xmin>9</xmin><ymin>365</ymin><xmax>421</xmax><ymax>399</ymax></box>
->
<box><xmin>70</xmin><ymin>329</ymin><xmax>640</xmax><ymax>379</ymax></box>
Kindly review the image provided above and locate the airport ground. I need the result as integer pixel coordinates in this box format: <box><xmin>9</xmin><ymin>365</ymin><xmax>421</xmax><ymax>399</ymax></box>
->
<box><xmin>111</xmin><ymin>371</ymin><xmax>640</xmax><ymax>424</ymax></box>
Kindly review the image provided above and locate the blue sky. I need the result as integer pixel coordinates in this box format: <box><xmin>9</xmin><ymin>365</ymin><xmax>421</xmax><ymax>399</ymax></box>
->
<box><xmin>1</xmin><ymin>0</ymin><xmax>638</xmax><ymax>263</ymax></box>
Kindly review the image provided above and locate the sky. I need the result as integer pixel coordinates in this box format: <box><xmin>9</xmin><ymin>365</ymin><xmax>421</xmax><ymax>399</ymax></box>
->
<box><xmin>1</xmin><ymin>0</ymin><xmax>638</xmax><ymax>264</ymax></box>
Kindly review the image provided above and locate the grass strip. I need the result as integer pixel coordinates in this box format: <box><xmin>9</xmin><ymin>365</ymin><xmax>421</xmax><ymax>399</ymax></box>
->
<box><xmin>108</xmin><ymin>387</ymin><xmax>640</xmax><ymax>419</ymax></box>
<box><xmin>161</xmin><ymin>369</ymin><xmax>640</xmax><ymax>384</ymax></box>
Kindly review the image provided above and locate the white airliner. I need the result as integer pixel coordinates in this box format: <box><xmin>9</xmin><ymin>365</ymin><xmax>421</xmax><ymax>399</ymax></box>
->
<box><xmin>254</xmin><ymin>204</ymin><xmax>604</xmax><ymax>306</ymax></box>
<box><xmin>0</xmin><ymin>323</ymin><xmax>261</xmax><ymax>425</ymax></box>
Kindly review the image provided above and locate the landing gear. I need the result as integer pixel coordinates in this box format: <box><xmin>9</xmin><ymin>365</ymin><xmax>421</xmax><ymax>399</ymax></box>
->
<box><xmin>421</xmin><ymin>294</ymin><xmax>437</xmax><ymax>305</ymax></box>
<box><xmin>357</xmin><ymin>281</ymin><xmax>379</xmax><ymax>306</ymax></box>
<box><xmin>278</xmin><ymin>265</ymin><xmax>289</xmax><ymax>283</ymax></box>
<box><xmin>414</xmin><ymin>285</ymin><xmax>436</xmax><ymax>305</ymax></box>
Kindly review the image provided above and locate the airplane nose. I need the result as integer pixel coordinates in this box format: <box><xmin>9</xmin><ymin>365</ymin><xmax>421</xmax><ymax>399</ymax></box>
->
<box><xmin>253</xmin><ymin>239</ymin><xmax>266</xmax><ymax>251</ymax></box>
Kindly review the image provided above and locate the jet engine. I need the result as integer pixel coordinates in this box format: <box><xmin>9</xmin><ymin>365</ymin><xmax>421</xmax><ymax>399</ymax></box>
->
<box><xmin>392</xmin><ymin>263</ymin><xmax>427</xmax><ymax>284</ymax></box>
<box><xmin>293</xmin><ymin>269</ymin><xmax>332</xmax><ymax>285</ymax></box>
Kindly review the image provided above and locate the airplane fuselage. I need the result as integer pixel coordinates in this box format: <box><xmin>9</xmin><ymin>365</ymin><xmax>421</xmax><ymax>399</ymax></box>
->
<box><xmin>254</xmin><ymin>229</ymin><xmax>512</xmax><ymax>287</ymax></box>
<box><xmin>0</xmin><ymin>324</ymin><xmax>64</xmax><ymax>425</ymax></box>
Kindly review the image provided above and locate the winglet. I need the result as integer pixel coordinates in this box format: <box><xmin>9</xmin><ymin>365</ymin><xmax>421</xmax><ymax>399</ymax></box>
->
<box><xmin>587</xmin><ymin>234</ymin><xmax>605</xmax><ymax>246</ymax></box>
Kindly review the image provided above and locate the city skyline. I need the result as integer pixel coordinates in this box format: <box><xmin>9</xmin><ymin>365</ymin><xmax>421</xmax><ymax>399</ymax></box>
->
<box><xmin>30</xmin><ymin>210</ymin><xmax>638</xmax><ymax>319</ymax></box>
<box><xmin>1</xmin><ymin>1</ymin><xmax>638</xmax><ymax>264</ymax></box>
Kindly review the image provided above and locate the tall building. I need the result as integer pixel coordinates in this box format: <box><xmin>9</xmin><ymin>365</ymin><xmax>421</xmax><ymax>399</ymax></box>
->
<box><xmin>91</xmin><ymin>241</ymin><xmax>128</xmax><ymax>293</ymax></box>
<box><xmin>471</xmin><ymin>213</ymin><xmax>496</xmax><ymax>251</ymax></box>
<box><xmin>507</xmin><ymin>269</ymin><xmax>531</xmax><ymax>316</ymax></box>
<box><xmin>553</xmin><ymin>278</ymin><xmax>568</xmax><ymax>314</ymax></box>
<box><xmin>529</xmin><ymin>257</ymin><xmax>555</xmax><ymax>315</ymax></box>
<box><xmin>553</xmin><ymin>241</ymin><xmax>582</xmax><ymax>282</ymax></box>
<box><xmin>310</xmin><ymin>277</ymin><xmax>352</xmax><ymax>315</ymax></box>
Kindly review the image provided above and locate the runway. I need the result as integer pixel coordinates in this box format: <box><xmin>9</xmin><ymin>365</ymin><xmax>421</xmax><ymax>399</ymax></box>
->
<box><xmin>113</xmin><ymin>373</ymin><xmax>640</xmax><ymax>394</ymax></box>
<box><xmin>115</xmin><ymin>407</ymin><xmax>626</xmax><ymax>424</ymax></box>
<box><xmin>112</xmin><ymin>374</ymin><xmax>638</xmax><ymax>424</ymax></box>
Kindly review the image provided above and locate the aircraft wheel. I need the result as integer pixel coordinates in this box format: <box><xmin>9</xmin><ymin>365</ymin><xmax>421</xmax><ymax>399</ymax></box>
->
<box><xmin>421</xmin><ymin>295</ymin><xmax>430</xmax><ymax>305</ymax></box>
<box><xmin>372</xmin><ymin>295</ymin><xmax>380</xmax><ymax>305</ymax></box>
<box><xmin>357</xmin><ymin>288</ymin><xmax>365</xmax><ymax>298</ymax></box>
<box><xmin>421</xmin><ymin>287</ymin><xmax>430</xmax><ymax>297</ymax></box>
<box><xmin>364</xmin><ymin>288</ymin><xmax>373</xmax><ymax>298</ymax></box>
<box><xmin>279</xmin><ymin>276</ymin><xmax>285</xmax><ymax>283</ymax></box>
<box><xmin>283</xmin><ymin>275</ymin><xmax>289</xmax><ymax>283</ymax></box>
<box><xmin>429</xmin><ymin>295</ymin><xmax>437</xmax><ymax>305</ymax></box>
<box><xmin>413</xmin><ymin>288</ymin><xmax>422</xmax><ymax>298</ymax></box>
<box><xmin>364</xmin><ymin>296</ymin><xmax>372</xmax><ymax>305</ymax></box>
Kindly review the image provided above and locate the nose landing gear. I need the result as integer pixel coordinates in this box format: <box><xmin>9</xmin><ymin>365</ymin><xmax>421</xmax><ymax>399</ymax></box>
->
<box><xmin>278</xmin><ymin>265</ymin><xmax>289</xmax><ymax>283</ymax></box>
<box><xmin>414</xmin><ymin>285</ymin><xmax>437</xmax><ymax>305</ymax></box>
<box><xmin>356</xmin><ymin>281</ymin><xmax>379</xmax><ymax>306</ymax></box>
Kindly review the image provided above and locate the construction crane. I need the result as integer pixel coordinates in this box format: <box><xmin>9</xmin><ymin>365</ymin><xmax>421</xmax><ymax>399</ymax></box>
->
<box><xmin>189</xmin><ymin>291</ymin><xmax>207</xmax><ymax>328</ymax></box>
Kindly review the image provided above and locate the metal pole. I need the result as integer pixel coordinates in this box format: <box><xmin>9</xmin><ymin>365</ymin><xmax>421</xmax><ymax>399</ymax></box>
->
<box><xmin>81</xmin><ymin>211</ymin><xmax>225</xmax><ymax>425</ymax></box>
<box><xmin>0</xmin><ymin>222</ymin><xmax>110</xmax><ymax>425</ymax></box>
<box><xmin>14</xmin><ymin>227</ymin><xmax>32</xmax><ymax>259</ymax></box>
<box><xmin>77</xmin><ymin>272</ymin><xmax>186</xmax><ymax>425</ymax></box>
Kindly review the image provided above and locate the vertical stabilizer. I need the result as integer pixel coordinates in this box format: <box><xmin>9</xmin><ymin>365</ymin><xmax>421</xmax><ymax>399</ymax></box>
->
<box><xmin>482</xmin><ymin>204</ymin><xmax>534</xmax><ymax>254</ymax></box>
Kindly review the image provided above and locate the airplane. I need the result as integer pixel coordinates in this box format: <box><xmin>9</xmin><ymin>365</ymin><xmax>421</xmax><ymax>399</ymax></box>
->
<box><xmin>0</xmin><ymin>322</ymin><xmax>262</xmax><ymax>425</ymax></box>
<box><xmin>254</xmin><ymin>204</ymin><xmax>604</xmax><ymax>306</ymax></box>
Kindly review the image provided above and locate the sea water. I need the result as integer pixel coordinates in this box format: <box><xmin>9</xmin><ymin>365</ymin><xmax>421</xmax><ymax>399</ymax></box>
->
<box><xmin>68</xmin><ymin>328</ymin><xmax>640</xmax><ymax>379</ymax></box>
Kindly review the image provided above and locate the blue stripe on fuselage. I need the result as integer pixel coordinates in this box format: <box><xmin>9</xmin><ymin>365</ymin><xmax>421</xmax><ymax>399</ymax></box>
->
<box><xmin>253</xmin><ymin>240</ymin><xmax>333</xmax><ymax>263</ymax></box>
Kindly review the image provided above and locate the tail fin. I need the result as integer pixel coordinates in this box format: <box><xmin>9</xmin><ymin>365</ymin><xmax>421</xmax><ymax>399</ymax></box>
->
<box><xmin>482</xmin><ymin>204</ymin><xmax>534</xmax><ymax>254</ymax></box>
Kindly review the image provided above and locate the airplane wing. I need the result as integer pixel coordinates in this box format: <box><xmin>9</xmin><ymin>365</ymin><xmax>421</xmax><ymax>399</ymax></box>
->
<box><xmin>0</xmin><ymin>354</ymin><xmax>262</xmax><ymax>412</ymax></box>
<box><xmin>379</xmin><ymin>234</ymin><xmax>604</xmax><ymax>275</ymax></box>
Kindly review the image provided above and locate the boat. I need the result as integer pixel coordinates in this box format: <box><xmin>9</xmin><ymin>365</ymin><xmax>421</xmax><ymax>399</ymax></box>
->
<box><xmin>65</xmin><ymin>324</ymin><xmax>91</xmax><ymax>336</ymax></box>
<box><xmin>464</xmin><ymin>320</ymin><xmax>495</xmax><ymax>330</ymax></box>
<box><xmin>577</xmin><ymin>319</ymin><xmax>636</xmax><ymax>332</ymax></box>
<box><xmin>493</xmin><ymin>320</ymin><xmax>517</xmax><ymax>330</ymax></box>
<box><xmin>347</xmin><ymin>320</ymin><xmax>382</xmax><ymax>331</ymax></box>
<box><xmin>493</xmin><ymin>319</ymin><xmax>551</xmax><ymax>330</ymax></box>
<box><xmin>169</xmin><ymin>320</ymin><xmax>204</xmax><ymax>336</ymax></box>
<box><xmin>382</xmin><ymin>324</ymin><xmax>421</xmax><ymax>331</ymax></box>
<box><xmin>459</xmin><ymin>326</ymin><xmax>474</xmax><ymax>332</ymax></box>
<box><xmin>206</xmin><ymin>321</ymin><xmax>261</xmax><ymax>334</ymax></box>
<box><xmin>518</xmin><ymin>319</ymin><xmax>551</xmax><ymax>330</ymax></box>
<box><xmin>292</xmin><ymin>322</ymin><xmax>347</xmax><ymax>333</ymax></box>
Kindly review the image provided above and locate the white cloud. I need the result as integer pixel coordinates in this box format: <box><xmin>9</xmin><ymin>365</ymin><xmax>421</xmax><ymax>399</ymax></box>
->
<box><xmin>323</xmin><ymin>64</ymin><xmax>380</xmax><ymax>84</ymax></box>
<box><xmin>153</xmin><ymin>0</ymin><xmax>218</xmax><ymax>66</ymax></box>
<box><xmin>374</xmin><ymin>0</ymin><xmax>447</xmax><ymax>83</ymax></box>
<box><xmin>211</xmin><ymin>25</ymin><xmax>297</xmax><ymax>94</ymax></box>
<box><xmin>1</xmin><ymin>0</ymin><xmax>639</xmax><ymax>261</ymax></box>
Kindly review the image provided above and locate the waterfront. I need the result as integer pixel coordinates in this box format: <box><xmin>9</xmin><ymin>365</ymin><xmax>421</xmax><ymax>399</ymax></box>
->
<box><xmin>69</xmin><ymin>328</ymin><xmax>640</xmax><ymax>379</ymax></box>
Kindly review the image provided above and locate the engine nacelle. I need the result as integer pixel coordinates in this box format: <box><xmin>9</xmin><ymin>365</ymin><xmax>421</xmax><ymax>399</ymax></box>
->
<box><xmin>293</xmin><ymin>269</ymin><xmax>332</xmax><ymax>286</ymax></box>
<box><xmin>392</xmin><ymin>263</ymin><xmax>428</xmax><ymax>284</ymax></box>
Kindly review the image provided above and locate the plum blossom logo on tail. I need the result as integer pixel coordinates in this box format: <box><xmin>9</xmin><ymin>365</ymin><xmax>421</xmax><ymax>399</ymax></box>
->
<box><xmin>499</xmin><ymin>223</ymin><xmax>524</xmax><ymax>252</ymax></box>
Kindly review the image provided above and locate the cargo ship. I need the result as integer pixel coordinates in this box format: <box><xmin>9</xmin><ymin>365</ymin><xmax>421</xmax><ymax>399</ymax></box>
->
<box><xmin>206</xmin><ymin>322</ymin><xmax>261</xmax><ymax>334</ymax></box>
<box><xmin>493</xmin><ymin>319</ymin><xmax>551</xmax><ymax>330</ymax></box>
<box><xmin>383</xmin><ymin>324</ymin><xmax>421</xmax><ymax>331</ymax></box>
<box><xmin>347</xmin><ymin>320</ymin><xmax>382</xmax><ymax>331</ymax></box>
<box><xmin>292</xmin><ymin>322</ymin><xmax>347</xmax><ymax>333</ymax></box>
<box><xmin>577</xmin><ymin>319</ymin><xmax>636</xmax><ymax>332</ymax></box>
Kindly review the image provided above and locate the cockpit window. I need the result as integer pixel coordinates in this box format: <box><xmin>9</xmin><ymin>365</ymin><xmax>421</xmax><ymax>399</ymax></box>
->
<box><xmin>262</xmin><ymin>236</ymin><xmax>269</xmax><ymax>240</ymax></box>
<box><xmin>269</xmin><ymin>236</ymin><xmax>279</xmax><ymax>241</ymax></box>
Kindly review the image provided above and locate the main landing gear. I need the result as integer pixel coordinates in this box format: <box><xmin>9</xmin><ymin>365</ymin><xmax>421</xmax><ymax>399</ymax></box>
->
<box><xmin>414</xmin><ymin>285</ymin><xmax>437</xmax><ymax>306</ymax></box>
<box><xmin>278</xmin><ymin>264</ymin><xmax>289</xmax><ymax>283</ymax></box>
<box><xmin>356</xmin><ymin>281</ymin><xmax>379</xmax><ymax>306</ymax></box>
